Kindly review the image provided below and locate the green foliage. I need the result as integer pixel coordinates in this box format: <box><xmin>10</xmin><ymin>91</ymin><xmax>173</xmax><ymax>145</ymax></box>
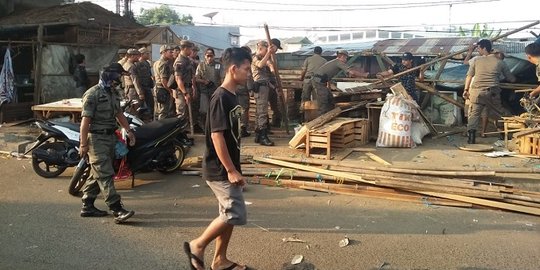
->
<box><xmin>458</xmin><ymin>23</ymin><xmax>502</xmax><ymax>38</ymax></box>
<box><xmin>136</xmin><ymin>5</ymin><xmax>193</xmax><ymax>26</ymax></box>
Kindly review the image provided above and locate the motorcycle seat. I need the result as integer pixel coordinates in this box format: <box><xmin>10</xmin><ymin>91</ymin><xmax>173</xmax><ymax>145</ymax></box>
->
<box><xmin>51</xmin><ymin>121</ymin><xmax>80</xmax><ymax>133</ymax></box>
<box><xmin>133</xmin><ymin>118</ymin><xmax>182</xmax><ymax>144</ymax></box>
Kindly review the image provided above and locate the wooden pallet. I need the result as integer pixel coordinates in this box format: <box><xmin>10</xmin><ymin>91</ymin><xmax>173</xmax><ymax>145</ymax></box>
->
<box><xmin>306</xmin><ymin>117</ymin><xmax>369</xmax><ymax>159</ymax></box>
<box><xmin>518</xmin><ymin>133</ymin><xmax>540</xmax><ymax>156</ymax></box>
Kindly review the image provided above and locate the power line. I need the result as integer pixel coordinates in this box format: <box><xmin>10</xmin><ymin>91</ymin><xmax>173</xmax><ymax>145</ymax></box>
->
<box><xmin>137</xmin><ymin>0</ymin><xmax>497</xmax><ymax>12</ymax></box>
<box><xmin>220</xmin><ymin>0</ymin><xmax>498</xmax><ymax>8</ymax></box>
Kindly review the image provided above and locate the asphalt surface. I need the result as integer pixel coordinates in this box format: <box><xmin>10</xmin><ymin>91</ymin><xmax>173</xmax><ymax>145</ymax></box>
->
<box><xmin>0</xmin><ymin>153</ymin><xmax>539</xmax><ymax>270</ymax></box>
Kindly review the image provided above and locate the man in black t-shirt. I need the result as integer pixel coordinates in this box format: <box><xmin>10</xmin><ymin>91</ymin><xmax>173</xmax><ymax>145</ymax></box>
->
<box><xmin>184</xmin><ymin>48</ymin><xmax>252</xmax><ymax>270</ymax></box>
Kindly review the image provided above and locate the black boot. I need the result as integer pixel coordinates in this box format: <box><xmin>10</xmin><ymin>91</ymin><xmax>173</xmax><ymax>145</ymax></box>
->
<box><xmin>254</xmin><ymin>129</ymin><xmax>260</xmax><ymax>143</ymax></box>
<box><xmin>110</xmin><ymin>201</ymin><xmax>134</xmax><ymax>224</ymax></box>
<box><xmin>240</xmin><ymin>126</ymin><xmax>251</xmax><ymax>137</ymax></box>
<box><xmin>467</xmin><ymin>129</ymin><xmax>476</xmax><ymax>144</ymax></box>
<box><xmin>271</xmin><ymin>117</ymin><xmax>282</xmax><ymax>128</ymax></box>
<box><xmin>178</xmin><ymin>132</ymin><xmax>194</xmax><ymax>146</ymax></box>
<box><xmin>81</xmin><ymin>198</ymin><xmax>108</xmax><ymax>217</ymax></box>
<box><xmin>258</xmin><ymin>128</ymin><xmax>274</xmax><ymax>146</ymax></box>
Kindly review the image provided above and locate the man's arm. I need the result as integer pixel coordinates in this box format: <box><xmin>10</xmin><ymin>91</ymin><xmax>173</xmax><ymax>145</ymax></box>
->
<box><xmin>530</xmin><ymin>85</ymin><xmax>540</xmax><ymax>97</ymax></box>
<box><xmin>299</xmin><ymin>58</ymin><xmax>308</xmax><ymax>81</ymax></box>
<box><xmin>116</xmin><ymin>111</ymin><xmax>135</xmax><ymax>146</ymax></box>
<box><xmin>463</xmin><ymin>75</ymin><xmax>473</xmax><ymax>99</ymax></box>
<box><xmin>211</xmin><ymin>131</ymin><xmax>244</xmax><ymax>185</ymax></box>
<box><xmin>79</xmin><ymin>116</ymin><xmax>91</xmax><ymax>157</ymax></box>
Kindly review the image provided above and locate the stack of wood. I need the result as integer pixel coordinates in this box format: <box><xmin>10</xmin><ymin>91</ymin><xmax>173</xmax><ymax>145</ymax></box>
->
<box><xmin>245</xmin><ymin>155</ymin><xmax>540</xmax><ymax>216</ymax></box>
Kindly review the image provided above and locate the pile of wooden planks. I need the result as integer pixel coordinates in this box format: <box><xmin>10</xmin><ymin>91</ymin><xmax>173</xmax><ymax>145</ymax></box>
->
<box><xmin>245</xmin><ymin>155</ymin><xmax>540</xmax><ymax>216</ymax></box>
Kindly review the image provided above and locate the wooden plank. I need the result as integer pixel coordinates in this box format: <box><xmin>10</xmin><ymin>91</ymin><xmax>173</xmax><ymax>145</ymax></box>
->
<box><xmin>289</xmin><ymin>107</ymin><xmax>342</xmax><ymax>148</ymax></box>
<box><xmin>417</xmin><ymin>191</ymin><xmax>540</xmax><ymax>216</ymax></box>
<box><xmin>365</xmin><ymin>152</ymin><xmax>392</xmax><ymax>166</ymax></box>
<box><xmin>253</xmin><ymin>156</ymin><xmax>377</xmax><ymax>185</ymax></box>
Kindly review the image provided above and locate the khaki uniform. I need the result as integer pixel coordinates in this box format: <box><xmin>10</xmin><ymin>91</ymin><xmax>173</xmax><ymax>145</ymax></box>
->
<box><xmin>301</xmin><ymin>54</ymin><xmax>327</xmax><ymax>105</ymax></box>
<box><xmin>173</xmin><ymin>55</ymin><xmax>195</xmax><ymax>121</ymax></box>
<box><xmin>80</xmin><ymin>84</ymin><xmax>122</xmax><ymax>206</ymax></box>
<box><xmin>311</xmin><ymin>59</ymin><xmax>350</xmax><ymax>115</ymax></box>
<box><xmin>251</xmin><ymin>55</ymin><xmax>275</xmax><ymax>130</ymax></box>
<box><xmin>153</xmin><ymin>56</ymin><xmax>174</xmax><ymax>120</ymax></box>
<box><xmin>467</xmin><ymin>54</ymin><xmax>515</xmax><ymax>131</ymax></box>
<box><xmin>134</xmin><ymin>60</ymin><xmax>154</xmax><ymax>118</ymax></box>
<box><xmin>122</xmin><ymin>60</ymin><xmax>141</xmax><ymax>101</ymax></box>
<box><xmin>237</xmin><ymin>74</ymin><xmax>253</xmax><ymax>129</ymax></box>
<box><xmin>196</xmin><ymin>60</ymin><xmax>222</xmax><ymax>126</ymax></box>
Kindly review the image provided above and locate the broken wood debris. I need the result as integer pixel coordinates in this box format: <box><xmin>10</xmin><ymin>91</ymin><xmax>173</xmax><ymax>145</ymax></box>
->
<box><xmin>245</xmin><ymin>155</ymin><xmax>540</xmax><ymax>216</ymax></box>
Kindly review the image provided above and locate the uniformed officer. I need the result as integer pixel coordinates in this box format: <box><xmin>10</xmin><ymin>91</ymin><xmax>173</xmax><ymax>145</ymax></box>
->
<box><xmin>79</xmin><ymin>63</ymin><xmax>135</xmax><ymax>224</ymax></box>
<box><xmin>153</xmin><ymin>44</ymin><xmax>175</xmax><ymax>120</ymax></box>
<box><xmin>299</xmin><ymin>46</ymin><xmax>327</xmax><ymax>116</ymax></box>
<box><xmin>195</xmin><ymin>48</ymin><xmax>222</xmax><ymax>130</ymax></box>
<box><xmin>122</xmin><ymin>48</ymin><xmax>142</xmax><ymax>112</ymax></box>
<box><xmin>134</xmin><ymin>47</ymin><xmax>154</xmax><ymax>120</ymax></box>
<box><xmin>251</xmin><ymin>40</ymin><xmax>278</xmax><ymax>146</ymax></box>
<box><xmin>173</xmin><ymin>40</ymin><xmax>196</xmax><ymax>123</ymax></box>
<box><xmin>311</xmin><ymin>50</ymin><xmax>367</xmax><ymax>116</ymax></box>
<box><xmin>237</xmin><ymin>46</ymin><xmax>255</xmax><ymax>137</ymax></box>
<box><xmin>463</xmin><ymin>39</ymin><xmax>516</xmax><ymax>144</ymax></box>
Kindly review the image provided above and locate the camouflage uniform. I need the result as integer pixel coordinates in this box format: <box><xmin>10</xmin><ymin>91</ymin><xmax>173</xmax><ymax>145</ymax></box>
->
<box><xmin>80</xmin><ymin>84</ymin><xmax>121</xmax><ymax>206</ymax></box>
<box><xmin>251</xmin><ymin>54</ymin><xmax>273</xmax><ymax>130</ymax></box>
<box><xmin>301</xmin><ymin>53</ymin><xmax>327</xmax><ymax>106</ymax></box>
<box><xmin>134</xmin><ymin>57</ymin><xmax>154</xmax><ymax>118</ymax></box>
<box><xmin>153</xmin><ymin>55</ymin><xmax>174</xmax><ymax>120</ymax></box>
<box><xmin>311</xmin><ymin>58</ymin><xmax>350</xmax><ymax>115</ymax></box>
<box><xmin>195</xmin><ymin>59</ymin><xmax>222</xmax><ymax>127</ymax></box>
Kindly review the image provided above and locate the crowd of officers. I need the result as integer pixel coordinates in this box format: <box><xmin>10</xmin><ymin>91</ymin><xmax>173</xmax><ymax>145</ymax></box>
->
<box><xmin>115</xmin><ymin>38</ymin><xmax>288</xmax><ymax>146</ymax></box>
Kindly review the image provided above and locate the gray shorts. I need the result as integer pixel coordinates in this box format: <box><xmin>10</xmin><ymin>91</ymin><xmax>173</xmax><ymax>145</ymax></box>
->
<box><xmin>206</xmin><ymin>180</ymin><xmax>247</xmax><ymax>226</ymax></box>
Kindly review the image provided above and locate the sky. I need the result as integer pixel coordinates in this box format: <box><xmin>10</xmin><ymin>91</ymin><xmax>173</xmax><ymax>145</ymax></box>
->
<box><xmin>81</xmin><ymin>0</ymin><xmax>540</xmax><ymax>43</ymax></box>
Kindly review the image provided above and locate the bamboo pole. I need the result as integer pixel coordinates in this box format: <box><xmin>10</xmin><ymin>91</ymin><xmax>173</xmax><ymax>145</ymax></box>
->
<box><xmin>415</xmin><ymin>82</ymin><xmax>464</xmax><ymax>109</ymax></box>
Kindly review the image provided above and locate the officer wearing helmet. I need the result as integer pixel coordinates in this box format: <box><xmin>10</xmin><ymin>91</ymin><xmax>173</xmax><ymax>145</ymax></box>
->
<box><xmin>79</xmin><ymin>63</ymin><xmax>136</xmax><ymax>224</ymax></box>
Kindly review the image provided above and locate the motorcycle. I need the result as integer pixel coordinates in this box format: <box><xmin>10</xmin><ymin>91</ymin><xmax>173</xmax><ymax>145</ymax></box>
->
<box><xmin>68</xmin><ymin>117</ymin><xmax>190</xmax><ymax>196</ymax></box>
<box><xmin>25</xmin><ymin>101</ymin><xmax>145</xmax><ymax>178</ymax></box>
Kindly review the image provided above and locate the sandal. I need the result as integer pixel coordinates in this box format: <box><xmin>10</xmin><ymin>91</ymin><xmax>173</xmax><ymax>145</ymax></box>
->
<box><xmin>183</xmin><ymin>242</ymin><xmax>204</xmax><ymax>270</ymax></box>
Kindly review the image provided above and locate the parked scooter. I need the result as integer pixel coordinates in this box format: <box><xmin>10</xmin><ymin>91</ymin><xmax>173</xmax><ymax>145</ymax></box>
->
<box><xmin>25</xmin><ymin>102</ymin><xmax>144</xmax><ymax>178</ymax></box>
<box><xmin>68</xmin><ymin>117</ymin><xmax>189</xmax><ymax>196</ymax></box>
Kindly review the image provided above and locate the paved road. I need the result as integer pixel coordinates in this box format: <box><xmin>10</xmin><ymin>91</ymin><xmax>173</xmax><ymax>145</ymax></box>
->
<box><xmin>0</xmin><ymin>157</ymin><xmax>539</xmax><ymax>270</ymax></box>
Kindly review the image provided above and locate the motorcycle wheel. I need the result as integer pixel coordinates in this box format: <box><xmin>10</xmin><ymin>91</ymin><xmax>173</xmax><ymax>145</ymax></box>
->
<box><xmin>31</xmin><ymin>142</ymin><xmax>68</xmax><ymax>178</ymax></box>
<box><xmin>158</xmin><ymin>143</ymin><xmax>185</xmax><ymax>173</ymax></box>
<box><xmin>68</xmin><ymin>160</ymin><xmax>90</xmax><ymax>197</ymax></box>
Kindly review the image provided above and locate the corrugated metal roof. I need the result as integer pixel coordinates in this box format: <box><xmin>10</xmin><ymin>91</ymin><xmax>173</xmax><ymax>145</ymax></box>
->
<box><xmin>372</xmin><ymin>38</ymin><xmax>478</xmax><ymax>56</ymax></box>
<box><xmin>372</xmin><ymin>38</ymin><xmax>530</xmax><ymax>57</ymax></box>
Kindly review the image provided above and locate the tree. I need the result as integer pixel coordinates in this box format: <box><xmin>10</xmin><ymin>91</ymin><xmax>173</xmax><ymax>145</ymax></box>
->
<box><xmin>458</xmin><ymin>23</ymin><xmax>501</xmax><ymax>38</ymax></box>
<box><xmin>136</xmin><ymin>5</ymin><xmax>193</xmax><ymax>26</ymax></box>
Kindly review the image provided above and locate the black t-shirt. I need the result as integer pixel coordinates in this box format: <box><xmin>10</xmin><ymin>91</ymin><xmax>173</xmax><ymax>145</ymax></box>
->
<box><xmin>202</xmin><ymin>87</ymin><xmax>243</xmax><ymax>181</ymax></box>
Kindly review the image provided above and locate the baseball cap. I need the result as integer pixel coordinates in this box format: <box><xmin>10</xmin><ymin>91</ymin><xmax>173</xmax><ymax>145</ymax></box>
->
<box><xmin>103</xmin><ymin>63</ymin><xmax>129</xmax><ymax>74</ymax></box>
<box><xmin>401</xmin><ymin>52</ymin><xmax>414</xmax><ymax>60</ymax></box>
<box><xmin>138</xmin><ymin>47</ymin><xmax>149</xmax><ymax>54</ymax></box>
<box><xmin>271</xmin><ymin>38</ymin><xmax>283</xmax><ymax>50</ymax></box>
<box><xmin>127</xmin><ymin>48</ymin><xmax>140</xmax><ymax>55</ymax></box>
<box><xmin>336</xmin><ymin>50</ymin><xmax>349</xmax><ymax>57</ymax></box>
<box><xmin>180</xmin><ymin>40</ymin><xmax>195</xmax><ymax>48</ymax></box>
<box><xmin>160</xmin><ymin>44</ymin><xmax>173</xmax><ymax>53</ymax></box>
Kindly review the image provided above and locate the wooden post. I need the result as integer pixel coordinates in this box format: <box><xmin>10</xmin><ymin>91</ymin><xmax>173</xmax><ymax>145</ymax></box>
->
<box><xmin>34</xmin><ymin>24</ymin><xmax>44</xmax><ymax>104</ymax></box>
<box><xmin>415</xmin><ymin>81</ymin><xmax>464</xmax><ymax>109</ymax></box>
<box><xmin>264</xmin><ymin>24</ymin><xmax>289</xmax><ymax>134</ymax></box>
